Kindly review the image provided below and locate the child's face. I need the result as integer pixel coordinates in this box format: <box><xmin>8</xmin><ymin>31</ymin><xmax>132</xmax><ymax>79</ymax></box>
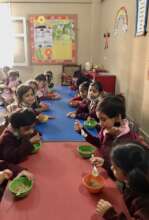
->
<box><xmin>79</xmin><ymin>89</ymin><xmax>88</xmax><ymax>99</ymax></box>
<box><xmin>19</xmin><ymin>124</ymin><xmax>35</xmax><ymax>136</ymax></box>
<box><xmin>96</xmin><ymin>111</ymin><xmax>116</xmax><ymax>130</ymax></box>
<box><xmin>88</xmin><ymin>85</ymin><xmax>100</xmax><ymax>100</ymax></box>
<box><xmin>111</xmin><ymin>162</ymin><xmax>126</xmax><ymax>182</ymax></box>
<box><xmin>38</xmin><ymin>80</ymin><xmax>47</xmax><ymax>88</ymax></box>
<box><xmin>22</xmin><ymin>89</ymin><xmax>35</xmax><ymax>106</ymax></box>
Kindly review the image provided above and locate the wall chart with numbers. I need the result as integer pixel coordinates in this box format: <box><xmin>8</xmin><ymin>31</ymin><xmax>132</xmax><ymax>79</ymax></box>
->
<box><xmin>29</xmin><ymin>15</ymin><xmax>77</xmax><ymax>64</ymax></box>
<box><xmin>136</xmin><ymin>0</ymin><xmax>148</xmax><ymax>36</ymax></box>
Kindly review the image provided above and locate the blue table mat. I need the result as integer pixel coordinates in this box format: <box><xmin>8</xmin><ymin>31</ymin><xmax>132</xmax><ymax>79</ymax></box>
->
<box><xmin>36</xmin><ymin>86</ymin><xmax>98</xmax><ymax>141</ymax></box>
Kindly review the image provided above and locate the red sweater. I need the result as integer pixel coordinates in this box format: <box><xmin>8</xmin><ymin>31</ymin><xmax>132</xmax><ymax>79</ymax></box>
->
<box><xmin>80</xmin><ymin>126</ymin><xmax>138</xmax><ymax>177</ymax></box>
<box><xmin>0</xmin><ymin>128</ymin><xmax>33</xmax><ymax>164</ymax></box>
<box><xmin>104</xmin><ymin>186</ymin><xmax>149</xmax><ymax>220</ymax></box>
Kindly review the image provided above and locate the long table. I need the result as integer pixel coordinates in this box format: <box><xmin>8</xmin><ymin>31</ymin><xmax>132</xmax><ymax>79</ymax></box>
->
<box><xmin>36</xmin><ymin>86</ymin><xmax>97</xmax><ymax>142</ymax></box>
<box><xmin>0</xmin><ymin>142</ymin><xmax>130</xmax><ymax>220</ymax></box>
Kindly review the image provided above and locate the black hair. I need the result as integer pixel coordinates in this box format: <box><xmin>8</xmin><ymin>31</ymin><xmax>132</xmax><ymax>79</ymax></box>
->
<box><xmin>16</xmin><ymin>84</ymin><xmax>34</xmax><ymax>104</ymax></box>
<box><xmin>8</xmin><ymin>70</ymin><xmax>19</xmax><ymax>78</ymax></box>
<box><xmin>9</xmin><ymin>109</ymin><xmax>36</xmax><ymax>129</ymax></box>
<box><xmin>79</xmin><ymin>81</ymin><xmax>90</xmax><ymax>92</ymax></box>
<box><xmin>73</xmin><ymin>70</ymin><xmax>82</xmax><ymax>78</ymax></box>
<box><xmin>35</xmin><ymin>74</ymin><xmax>46</xmax><ymax>82</ymax></box>
<box><xmin>26</xmin><ymin>80</ymin><xmax>38</xmax><ymax>88</ymax></box>
<box><xmin>111</xmin><ymin>142</ymin><xmax>149</xmax><ymax>195</ymax></box>
<box><xmin>76</xmin><ymin>76</ymin><xmax>91</xmax><ymax>88</ymax></box>
<box><xmin>96</xmin><ymin>94</ymin><xmax>126</xmax><ymax>119</ymax></box>
<box><xmin>89</xmin><ymin>81</ymin><xmax>103</xmax><ymax>92</ymax></box>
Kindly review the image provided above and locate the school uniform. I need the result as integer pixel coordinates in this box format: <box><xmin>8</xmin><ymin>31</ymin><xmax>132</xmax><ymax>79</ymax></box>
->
<box><xmin>75</xmin><ymin>94</ymin><xmax>104</xmax><ymax>120</ymax></box>
<box><xmin>104</xmin><ymin>185</ymin><xmax>149</xmax><ymax>220</ymax></box>
<box><xmin>0</xmin><ymin>160</ymin><xmax>23</xmax><ymax>199</ymax></box>
<box><xmin>0</xmin><ymin>127</ymin><xmax>33</xmax><ymax>163</ymax></box>
<box><xmin>79</xmin><ymin>119</ymin><xmax>139</xmax><ymax>176</ymax></box>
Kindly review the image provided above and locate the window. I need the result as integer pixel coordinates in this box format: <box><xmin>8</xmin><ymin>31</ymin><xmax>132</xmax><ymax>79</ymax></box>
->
<box><xmin>0</xmin><ymin>3</ymin><xmax>13</xmax><ymax>67</ymax></box>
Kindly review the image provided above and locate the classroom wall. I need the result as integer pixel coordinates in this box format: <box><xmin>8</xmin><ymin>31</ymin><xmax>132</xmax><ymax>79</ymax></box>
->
<box><xmin>9</xmin><ymin>0</ymin><xmax>94</xmax><ymax>83</ymax></box>
<box><xmin>94</xmin><ymin>0</ymin><xmax>149</xmax><ymax>136</ymax></box>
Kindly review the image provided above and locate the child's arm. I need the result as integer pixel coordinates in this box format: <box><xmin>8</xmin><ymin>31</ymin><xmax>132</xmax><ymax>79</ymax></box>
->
<box><xmin>2</xmin><ymin>135</ymin><xmax>34</xmax><ymax>163</ymax></box>
<box><xmin>97</xmin><ymin>199</ymin><xmax>127</xmax><ymax>220</ymax></box>
<box><xmin>74</xmin><ymin>120</ymin><xmax>100</xmax><ymax>147</ymax></box>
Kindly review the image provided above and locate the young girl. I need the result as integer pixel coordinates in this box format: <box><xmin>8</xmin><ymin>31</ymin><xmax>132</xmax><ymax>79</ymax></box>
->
<box><xmin>7</xmin><ymin>70</ymin><xmax>21</xmax><ymax>91</ymax></box>
<box><xmin>44</xmin><ymin>70</ymin><xmax>54</xmax><ymax>89</ymax></box>
<box><xmin>0</xmin><ymin>109</ymin><xmax>40</xmax><ymax>163</ymax></box>
<box><xmin>96</xmin><ymin>142</ymin><xmax>149</xmax><ymax>220</ymax></box>
<box><xmin>35</xmin><ymin>73</ymin><xmax>60</xmax><ymax>100</ymax></box>
<box><xmin>26</xmin><ymin>80</ymin><xmax>49</xmax><ymax>112</ymax></box>
<box><xmin>0</xmin><ymin>160</ymin><xmax>33</xmax><ymax>199</ymax></box>
<box><xmin>68</xmin><ymin>81</ymin><xmax>90</xmax><ymax>108</ymax></box>
<box><xmin>74</xmin><ymin>95</ymin><xmax>140</xmax><ymax>176</ymax></box>
<box><xmin>68</xmin><ymin>81</ymin><xmax>105</xmax><ymax>120</ymax></box>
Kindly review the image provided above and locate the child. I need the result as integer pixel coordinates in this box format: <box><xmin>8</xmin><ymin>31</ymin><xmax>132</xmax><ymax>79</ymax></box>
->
<box><xmin>44</xmin><ymin>70</ymin><xmax>54</xmax><ymax>89</ymax></box>
<box><xmin>1</xmin><ymin>66</ymin><xmax>11</xmax><ymax>83</ymax></box>
<box><xmin>96</xmin><ymin>142</ymin><xmax>149</xmax><ymax>220</ymax></box>
<box><xmin>0</xmin><ymin>160</ymin><xmax>33</xmax><ymax>199</ymax></box>
<box><xmin>0</xmin><ymin>85</ymin><xmax>14</xmax><ymax>106</ymax></box>
<box><xmin>35</xmin><ymin>73</ymin><xmax>61</xmax><ymax>100</ymax></box>
<box><xmin>26</xmin><ymin>80</ymin><xmax>49</xmax><ymax>112</ymax></box>
<box><xmin>68</xmin><ymin>81</ymin><xmax>105</xmax><ymax>120</ymax></box>
<box><xmin>7</xmin><ymin>70</ymin><xmax>21</xmax><ymax>91</ymax></box>
<box><xmin>74</xmin><ymin>95</ymin><xmax>140</xmax><ymax>176</ymax></box>
<box><xmin>7</xmin><ymin>84</ymin><xmax>36</xmax><ymax>113</ymax></box>
<box><xmin>0</xmin><ymin>109</ymin><xmax>40</xmax><ymax>163</ymax></box>
<box><xmin>68</xmin><ymin>81</ymin><xmax>90</xmax><ymax>107</ymax></box>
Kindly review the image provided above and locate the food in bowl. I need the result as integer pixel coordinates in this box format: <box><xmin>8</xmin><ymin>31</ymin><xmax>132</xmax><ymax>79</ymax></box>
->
<box><xmin>82</xmin><ymin>174</ymin><xmax>104</xmax><ymax>193</ymax></box>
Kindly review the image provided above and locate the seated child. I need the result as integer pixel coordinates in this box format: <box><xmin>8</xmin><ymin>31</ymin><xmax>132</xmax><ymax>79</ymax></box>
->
<box><xmin>44</xmin><ymin>70</ymin><xmax>54</xmax><ymax>89</ymax></box>
<box><xmin>1</xmin><ymin>66</ymin><xmax>11</xmax><ymax>84</ymax></box>
<box><xmin>7</xmin><ymin>70</ymin><xmax>21</xmax><ymax>91</ymax></box>
<box><xmin>68</xmin><ymin>81</ymin><xmax>90</xmax><ymax>107</ymax></box>
<box><xmin>0</xmin><ymin>85</ymin><xmax>14</xmax><ymax>106</ymax></box>
<box><xmin>0</xmin><ymin>160</ymin><xmax>33</xmax><ymax>199</ymax></box>
<box><xmin>26</xmin><ymin>80</ymin><xmax>49</xmax><ymax>112</ymax></box>
<box><xmin>35</xmin><ymin>73</ymin><xmax>61</xmax><ymax>100</ymax></box>
<box><xmin>74</xmin><ymin>95</ymin><xmax>142</xmax><ymax>177</ymax></box>
<box><xmin>96</xmin><ymin>142</ymin><xmax>149</xmax><ymax>220</ymax></box>
<box><xmin>0</xmin><ymin>109</ymin><xmax>41</xmax><ymax>163</ymax></box>
<box><xmin>67</xmin><ymin>81</ymin><xmax>105</xmax><ymax>120</ymax></box>
<box><xmin>7</xmin><ymin>84</ymin><xmax>54</xmax><ymax>121</ymax></box>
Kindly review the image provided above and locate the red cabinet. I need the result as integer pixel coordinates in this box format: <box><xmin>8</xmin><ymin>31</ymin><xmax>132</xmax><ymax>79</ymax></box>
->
<box><xmin>84</xmin><ymin>71</ymin><xmax>116</xmax><ymax>94</ymax></box>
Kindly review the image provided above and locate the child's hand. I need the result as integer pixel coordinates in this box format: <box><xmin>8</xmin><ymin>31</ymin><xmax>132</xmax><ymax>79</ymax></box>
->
<box><xmin>87</xmin><ymin>116</ymin><xmax>92</xmax><ymax>121</ymax></box>
<box><xmin>74</xmin><ymin>120</ymin><xmax>83</xmax><ymax>132</ymax></box>
<box><xmin>0</xmin><ymin>169</ymin><xmax>13</xmax><ymax>183</ymax></box>
<box><xmin>96</xmin><ymin>199</ymin><xmax>112</xmax><ymax>216</ymax></box>
<box><xmin>30</xmin><ymin>133</ymin><xmax>41</xmax><ymax>144</ymax></box>
<box><xmin>40</xmin><ymin>103</ymin><xmax>49</xmax><ymax>111</ymax></box>
<box><xmin>107</xmin><ymin>127</ymin><xmax>120</xmax><ymax>136</ymax></box>
<box><xmin>17</xmin><ymin>170</ymin><xmax>34</xmax><ymax>181</ymax></box>
<box><xmin>90</xmin><ymin>156</ymin><xmax>104</xmax><ymax>167</ymax></box>
<box><xmin>67</xmin><ymin>112</ymin><xmax>76</xmax><ymax>118</ymax></box>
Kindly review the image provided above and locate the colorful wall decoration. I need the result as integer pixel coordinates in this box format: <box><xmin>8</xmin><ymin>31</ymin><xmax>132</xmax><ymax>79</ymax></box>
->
<box><xmin>114</xmin><ymin>7</ymin><xmax>128</xmax><ymax>35</ymax></box>
<box><xmin>29</xmin><ymin>15</ymin><xmax>77</xmax><ymax>64</ymax></box>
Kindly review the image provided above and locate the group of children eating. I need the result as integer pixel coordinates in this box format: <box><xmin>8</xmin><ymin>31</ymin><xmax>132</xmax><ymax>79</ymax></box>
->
<box><xmin>0</xmin><ymin>67</ymin><xmax>149</xmax><ymax>220</ymax></box>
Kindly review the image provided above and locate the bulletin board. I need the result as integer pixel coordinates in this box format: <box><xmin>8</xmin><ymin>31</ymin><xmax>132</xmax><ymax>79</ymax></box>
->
<box><xmin>29</xmin><ymin>15</ymin><xmax>77</xmax><ymax>64</ymax></box>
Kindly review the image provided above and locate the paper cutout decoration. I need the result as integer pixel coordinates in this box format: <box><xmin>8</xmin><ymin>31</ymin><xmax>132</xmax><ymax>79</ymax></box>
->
<box><xmin>104</xmin><ymin>32</ymin><xmax>110</xmax><ymax>49</ymax></box>
<box><xmin>114</xmin><ymin>7</ymin><xmax>128</xmax><ymax>36</ymax></box>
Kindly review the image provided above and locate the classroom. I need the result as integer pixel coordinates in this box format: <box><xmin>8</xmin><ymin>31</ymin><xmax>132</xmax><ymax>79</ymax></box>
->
<box><xmin>0</xmin><ymin>1</ymin><xmax>149</xmax><ymax>220</ymax></box>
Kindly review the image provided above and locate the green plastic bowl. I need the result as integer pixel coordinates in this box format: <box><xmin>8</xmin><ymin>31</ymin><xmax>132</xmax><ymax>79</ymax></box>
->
<box><xmin>32</xmin><ymin>143</ymin><xmax>41</xmax><ymax>154</ymax></box>
<box><xmin>77</xmin><ymin>145</ymin><xmax>96</xmax><ymax>159</ymax></box>
<box><xmin>84</xmin><ymin>119</ymin><xmax>97</xmax><ymax>129</ymax></box>
<box><xmin>8</xmin><ymin>176</ymin><xmax>33</xmax><ymax>198</ymax></box>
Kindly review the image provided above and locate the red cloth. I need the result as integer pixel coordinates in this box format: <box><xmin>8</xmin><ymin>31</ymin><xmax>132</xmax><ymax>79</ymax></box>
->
<box><xmin>0</xmin><ymin>142</ymin><xmax>129</xmax><ymax>220</ymax></box>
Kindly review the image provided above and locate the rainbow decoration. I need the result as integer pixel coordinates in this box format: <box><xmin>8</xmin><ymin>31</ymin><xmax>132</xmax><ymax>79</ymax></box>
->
<box><xmin>114</xmin><ymin>7</ymin><xmax>128</xmax><ymax>35</ymax></box>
